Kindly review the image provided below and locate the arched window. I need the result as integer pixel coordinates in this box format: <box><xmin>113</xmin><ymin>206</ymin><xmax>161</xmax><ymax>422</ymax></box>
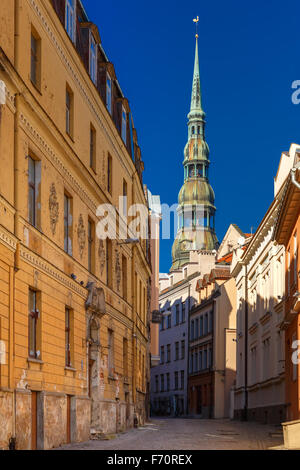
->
<box><xmin>188</xmin><ymin>165</ymin><xmax>194</xmax><ymax>178</ymax></box>
<box><xmin>197</xmin><ymin>165</ymin><xmax>203</xmax><ymax>177</ymax></box>
<box><xmin>192</xmin><ymin>127</ymin><xmax>195</xmax><ymax>135</ymax></box>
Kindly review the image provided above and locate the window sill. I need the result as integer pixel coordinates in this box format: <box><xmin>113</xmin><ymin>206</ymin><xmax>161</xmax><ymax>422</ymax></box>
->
<box><xmin>27</xmin><ymin>357</ymin><xmax>43</xmax><ymax>365</ymax></box>
<box><xmin>65</xmin><ymin>366</ymin><xmax>76</xmax><ymax>373</ymax></box>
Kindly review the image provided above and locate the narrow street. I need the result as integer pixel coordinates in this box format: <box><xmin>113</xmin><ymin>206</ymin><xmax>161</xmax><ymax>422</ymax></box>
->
<box><xmin>59</xmin><ymin>418</ymin><xmax>284</xmax><ymax>451</ymax></box>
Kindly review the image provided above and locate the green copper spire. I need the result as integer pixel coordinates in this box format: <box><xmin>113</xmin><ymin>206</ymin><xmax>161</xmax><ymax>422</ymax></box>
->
<box><xmin>190</xmin><ymin>36</ymin><xmax>204</xmax><ymax>115</ymax></box>
<box><xmin>170</xmin><ymin>25</ymin><xmax>219</xmax><ymax>272</ymax></box>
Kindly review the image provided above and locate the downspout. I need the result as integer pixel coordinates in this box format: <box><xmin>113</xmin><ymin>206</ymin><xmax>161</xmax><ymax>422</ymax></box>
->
<box><xmin>291</xmin><ymin>167</ymin><xmax>300</xmax><ymax>190</ymax></box>
<box><xmin>8</xmin><ymin>0</ymin><xmax>21</xmax><ymax>449</ymax></box>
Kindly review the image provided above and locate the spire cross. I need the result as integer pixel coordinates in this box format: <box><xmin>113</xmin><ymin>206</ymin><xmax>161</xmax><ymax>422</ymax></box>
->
<box><xmin>193</xmin><ymin>16</ymin><xmax>199</xmax><ymax>38</ymax></box>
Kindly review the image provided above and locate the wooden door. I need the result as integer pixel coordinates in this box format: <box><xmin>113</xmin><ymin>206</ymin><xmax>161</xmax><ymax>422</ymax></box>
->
<box><xmin>31</xmin><ymin>392</ymin><xmax>37</xmax><ymax>450</ymax></box>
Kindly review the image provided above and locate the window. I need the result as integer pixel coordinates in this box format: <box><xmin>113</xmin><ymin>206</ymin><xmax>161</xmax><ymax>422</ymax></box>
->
<box><xmin>107</xmin><ymin>154</ymin><xmax>112</xmax><ymax>194</ymax></box>
<box><xmin>208</xmin><ymin>311</ymin><xmax>213</xmax><ymax>333</ymax></box>
<box><xmin>31</xmin><ymin>29</ymin><xmax>41</xmax><ymax>88</ymax></box>
<box><xmin>122</xmin><ymin>180</ymin><xmax>128</xmax><ymax>217</ymax></box>
<box><xmin>250</xmin><ymin>346</ymin><xmax>257</xmax><ymax>385</ymax></box>
<box><xmin>122</xmin><ymin>107</ymin><xmax>127</xmax><ymax>144</ymax></box>
<box><xmin>65</xmin><ymin>308</ymin><xmax>73</xmax><ymax>368</ymax></box>
<box><xmin>167</xmin><ymin>314</ymin><xmax>171</xmax><ymax>329</ymax></box>
<box><xmin>160</xmin><ymin>315</ymin><xmax>165</xmax><ymax>331</ymax></box>
<box><xmin>175</xmin><ymin>305</ymin><xmax>180</xmax><ymax>325</ymax></box>
<box><xmin>64</xmin><ymin>194</ymin><xmax>72</xmax><ymax>255</ymax></box>
<box><xmin>204</xmin><ymin>314</ymin><xmax>208</xmax><ymax>335</ymax></box>
<box><xmin>203</xmin><ymin>349</ymin><xmax>207</xmax><ymax>370</ymax></box>
<box><xmin>28</xmin><ymin>289</ymin><xmax>40</xmax><ymax>359</ymax></box>
<box><xmin>166</xmin><ymin>373</ymin><xmax>170</xmax><ymax>392</ymax></box>
<box><xmin>195</xmin><ymin>319</ymin><xmax>199</xmax><ymax>339</ymax></box>
<box><xmin>199</xmin><ymin>351</ymin><xmax>202</xmax><ymax>370</ymax></box>
<box><xmin>28</xmin><ymin>156</ymin><xmax>40</xmax><ymax>228</ymax></box>
<box><xmin>181</xmin><ymin>302</ymin><xmax>186</xmax><ymax>323</ymax></box>
<box><xmin>106</xmin><ymin>239</ymin><xmax>113</xmax><ymax>288</ymax></box>
<box><xmin>191</xmin><ymin>320</ymin><xmax>195</xmax><ymax>340</ymax></box>
<box><xmin>180</xmin><ymin>371</ymin><xmax>184</xmax><ymax>390</ymax></box>
<box><xmin>108</xmin><ymin>329</ymin><xmax>114</xmax><ymax>376</ymax></box>
<box><xmin>88</xmin><ymin>219</ymin><xmax>95</xmax><ymax>273</ymax></box>
<box><xmin>174</xmin><ymin>371</ymin><xmax>179</xmax><ymax>390</ymax></box>
<box><xmin>65</xmin><ymin>0</ymin><xmax>76</xmax><ymax>43</ymax></box>
<box><xmin>294</xmin><ymin>232</ymin><xmax>298</xmax><ymax>284</ymax></box>
<box><xmin>122</xmin><ymin>255</ymin><xmax>128</xmax><ymax>302</ymax></box>
<box><xmin>167</xmin><ymin>344</ymin><xmax>171</xmax><ymax>363</ymax></box>
<box><xmin>208</xmin><ymin>347</ymin><xmax>212</xmax><ymax>369</ymax></box>
<box><xmin>123</xmin><ymin>338</ymin><xmax>128</xmax><ymax>378</ymax></box>
<box><xmin>160</xmin><ymin>346</ymin><xmax>164</xmax><ymax>364</ymax></box>
<box><xmin>160</xmin><ymin>374</ymin><xmax>164</xmax><ymax>392</ymax></box>
<box><xmin>200</xmin><ymin>316</ymin><xmax>203</xmax><ymax>337</ymax></box>
<box><xmin>288</xmin><ymin>249</ymin><xmax>291</xmax><ymax>294</ymax></box>
<box><xmin>263</xmin><ymin>338</ymin><xmax>271</xmax><ymax>380</ymax></box>
<box><xmin>89</xmin><ymin>34</ymin><xmax>97</xmax><ymax>85</ymax></box>
<box><xmin>194</xmin><ymin>351</ymin><xmax>198</xmax><ymax>371</ymax></box>
<box><xmin>181</xmin><ymin>340</ymin><xmax>185</xmax><ymax>360</ymax></box>
<box><xmin>155</xmin><ymin>375</ymin><xmax>159</xmax><ymax>393</ymax></box>
<box><xmin>90</xmin><ymin>125</ymin><xmax>96</xmax><ymax>170</ymax></box>
<box><xmin>106</xmin><ymin>73</ymin><xmax>112</xmax><ymax>114</ymax></box>
<box><xmin>175</xmin><ymin>342</ymin><xmax>179</xmax><ymax>361</ymax></box>
<box><xmin>66</xmin><ymin>87</ymin><xmax>74</xmax><ymax>137</ymax></box>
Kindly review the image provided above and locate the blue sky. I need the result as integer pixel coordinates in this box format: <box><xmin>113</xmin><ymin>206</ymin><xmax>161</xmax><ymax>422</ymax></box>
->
<box><xmin>84</xmin><ymin>0</ymin><xmax>300</xmax><ymax>273</ymax></box>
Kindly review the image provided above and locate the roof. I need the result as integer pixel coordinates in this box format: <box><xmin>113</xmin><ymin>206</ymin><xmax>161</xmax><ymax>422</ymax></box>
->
<box><xmin>160</xmin><ymin>271</ymin><xmax>200</xmax><ymax>296</ymax></box>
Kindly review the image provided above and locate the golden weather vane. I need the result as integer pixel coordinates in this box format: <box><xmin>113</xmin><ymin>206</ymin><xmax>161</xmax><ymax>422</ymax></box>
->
<box><xmin>193</xmin><ymin>16</ymin><xmax>199</xmax><ymax>38</ymax></box>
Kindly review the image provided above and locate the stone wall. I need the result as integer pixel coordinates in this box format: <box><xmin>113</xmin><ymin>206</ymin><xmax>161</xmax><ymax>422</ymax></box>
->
<box><xmin>0</xmin><ymin>390</ymin><xmax>13</xmax><ymax>450</ymax></box>
<box><xmin>72</xmin><ymin>396</ymin><xmax>91</xmax><ymax>443</ymax></box>
<box><xmin>16</xmin><ymin>391</ymin><xmax>31</xmax><ymax>450</ymax></box>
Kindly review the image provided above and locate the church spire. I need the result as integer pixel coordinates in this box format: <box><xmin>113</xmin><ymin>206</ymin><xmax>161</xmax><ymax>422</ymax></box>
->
<box><xmin>190</xmin><ymin>34</ymin><xmax>204</xmax><ymax>115</ymax></box>
<box><xmin>170</xmin><ymin>19</ymin><xmax>219</xmax><ymax>272</ymax></box>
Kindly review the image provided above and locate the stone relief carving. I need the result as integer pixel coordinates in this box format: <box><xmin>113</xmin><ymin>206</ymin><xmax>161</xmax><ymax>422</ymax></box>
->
<box><xmin>99</xmin><ymin>239</ymin><xmax>105</xmax><ymax>277</ymax></box>
<box><xmin>115</xmin><ymin>248</ymin><xmax>121</xmax><ymax>292</ymax></box>
<box><xmin>77</xmin><ymin>214</ymin><xmax>86</xmax><ymax>258</ymax></box>
<box><xmin>86</xmin><ymin>283</ymin><xmax>106</xmax><ymax>318</ymax></box>
<box><xmin>49</xmin><ymin>183</ymin><xmax>59</xmax><ymax>236</ymax></box>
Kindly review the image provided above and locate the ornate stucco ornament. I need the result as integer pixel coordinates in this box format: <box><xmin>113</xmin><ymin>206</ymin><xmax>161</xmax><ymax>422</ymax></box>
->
<box><xmin>115</xmin><ymin>248</ymin><xmax>121</xmax><ymax>292</ymax></box>
<box><xmin>85</xmin><ymin>282</ymin><xmax>106</xmax><ymax>318</ymax></box>
<box><xmin>49</xmin><ymin>183</ymin><xmax>59</xmax><ymax>236</ymax></box>
<box><xmin>98</xmin><ymin>239</ymin><xmax>105</xmax><ymax>276</ymax></box>
<box><xmin>77</xmin><ymin>214</ymin><xmax>86</xmax><ymax>258</ymax></box>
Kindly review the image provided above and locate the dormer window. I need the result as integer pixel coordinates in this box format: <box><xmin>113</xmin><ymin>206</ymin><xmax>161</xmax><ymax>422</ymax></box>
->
<box><xmin>122</xmin><ymin>107</ymin><xmax>127</xmax><ymax>144</ymax></box>
<box><xmin>106</xmin><ymin>73</ymin><xmax>112</xmax><ymax>115</ymax></box>
<box><xmin>89</xmin><ymin>33</ymin><xmax>97</xmax><ymax>85</ymax></box>
<box><xmin>65</xmin><ymin>0</ymin><xmax>76</xmax><ymax>43</ymax></box>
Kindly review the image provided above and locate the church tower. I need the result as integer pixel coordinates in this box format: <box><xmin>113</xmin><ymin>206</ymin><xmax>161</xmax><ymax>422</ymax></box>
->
<box><xmin>171</xmin><ymin>31</ymin><xmax>219</xmax><ymax>272</ymax></box>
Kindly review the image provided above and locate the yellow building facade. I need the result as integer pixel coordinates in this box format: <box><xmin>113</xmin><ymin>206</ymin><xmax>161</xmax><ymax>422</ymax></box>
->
<box><xmin>0</xmin><ymin>0</ymin><xmax>151</xmax><ymax>450</ymax></box>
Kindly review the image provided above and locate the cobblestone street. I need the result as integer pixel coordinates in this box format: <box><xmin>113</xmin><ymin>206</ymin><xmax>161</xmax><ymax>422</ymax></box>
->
<box><xmin>59</xmin><ymin>418</ymin><xmax>284</xmax><ymax>451</ymax></box>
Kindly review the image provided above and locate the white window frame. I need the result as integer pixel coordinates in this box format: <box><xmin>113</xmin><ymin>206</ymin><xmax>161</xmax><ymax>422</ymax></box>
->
<box><xmin>106</xmin><ymin>73</ymin><xmax>112</xmax><ymax>115</ymax></box>
<box><xmin>121</xmin><ymin>106</ymin><xmax>127</xmax><ymax>144</ymax></box>
<box><xmin>89</xmin><ymin>32</ymin><xmax>97</xmax><ymax>85</ymax></box>
<box><xmin>65</xmin><ymin>0</ymin><xmax>76</xmax><ymax>43</ymax></box>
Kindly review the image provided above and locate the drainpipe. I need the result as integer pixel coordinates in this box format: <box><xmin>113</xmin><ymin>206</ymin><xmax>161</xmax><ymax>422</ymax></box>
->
<box><xmin>291</xmin><ymin>167</ymin><xmax>300</xmax><ymax>190</ymax></box>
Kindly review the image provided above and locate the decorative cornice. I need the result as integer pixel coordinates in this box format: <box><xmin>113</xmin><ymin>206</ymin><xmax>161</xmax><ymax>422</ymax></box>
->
<box><xmin>0</xmin><ymin>225</ymin><xmax>17</xmax><ymax>252</ymax></box>
<box><xmin>19</xmin><ymin>244</ymin><xmax>87</xmax><ymax>297</ymax></box>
